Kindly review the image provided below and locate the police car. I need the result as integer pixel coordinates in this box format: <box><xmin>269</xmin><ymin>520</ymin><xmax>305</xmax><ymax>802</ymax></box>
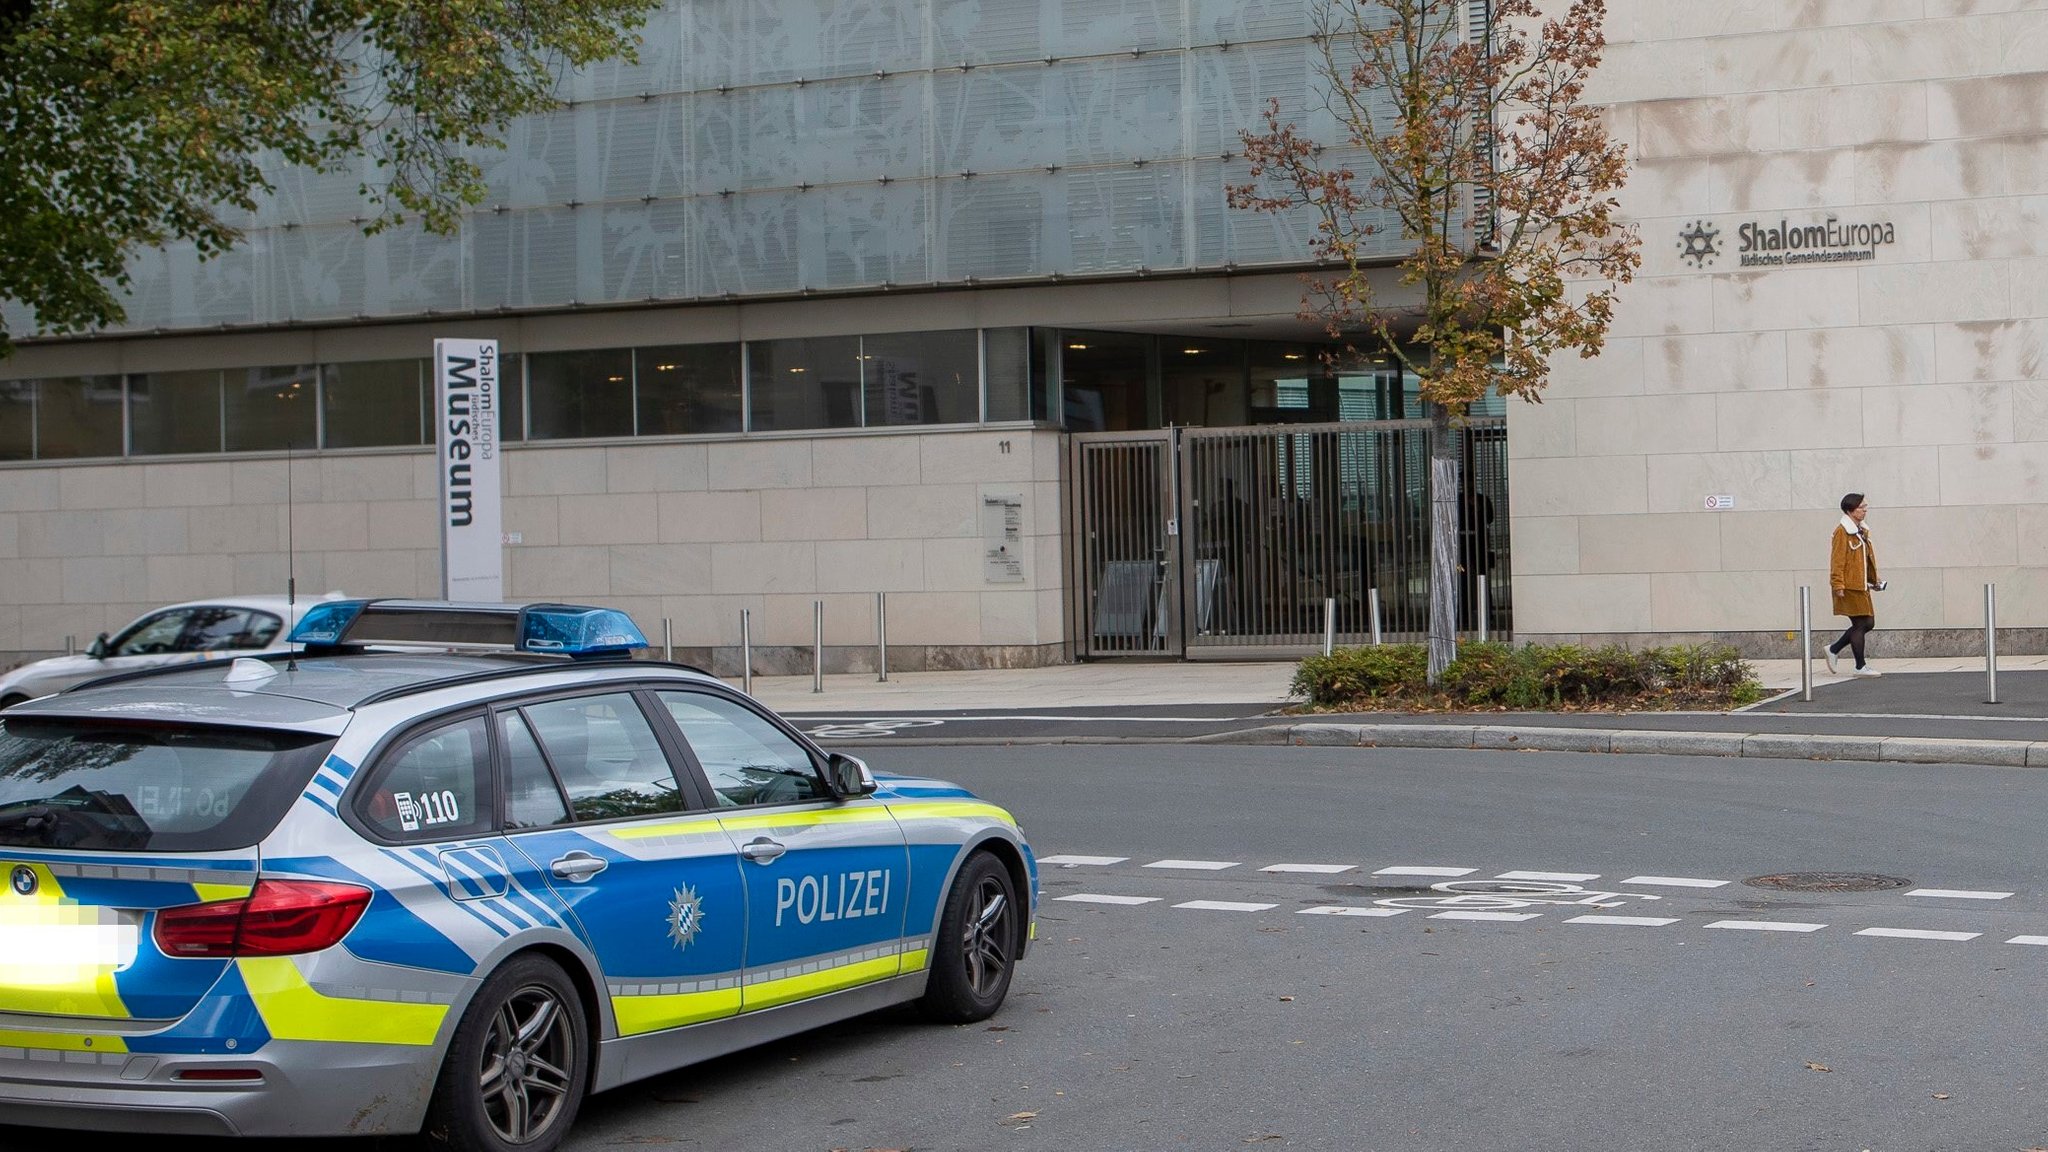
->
<box><xmin>0</xmin><ymin>600</ymin><xmax>1037</xmax><ymax>1150</ymax></box>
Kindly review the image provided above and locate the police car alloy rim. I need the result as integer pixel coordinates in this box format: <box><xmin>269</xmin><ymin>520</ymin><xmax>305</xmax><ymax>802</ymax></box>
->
<box><xmin>964</xmin><ymin>875</ymin><xmax>1013</xmax><ymax>997</ymax></box>
<box><xmin>479</xmin><ymin>983</ymin><xmax>576</xmax><ymax>1144</ymax></box>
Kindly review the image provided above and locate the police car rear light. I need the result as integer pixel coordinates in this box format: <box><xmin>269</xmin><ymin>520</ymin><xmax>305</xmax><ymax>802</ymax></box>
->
<box><xmin>154</xmin><ymin>881</ymin><xmax>372</xmax><ymax>959</ymax></box>
<box><xmin>173</xmin><ymin>1068</ymin><xmax>264</xmax><ymax>1082</ymax></box>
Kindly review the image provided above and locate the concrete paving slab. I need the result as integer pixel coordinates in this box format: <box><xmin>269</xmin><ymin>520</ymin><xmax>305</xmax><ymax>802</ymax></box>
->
<box><xmin>1738</xmin><ymin>732</ymin><xmax>1889</xmax><ymax>760</ymax></box>
<box><xmin>1609</xmin><ymin>730</ymin><xmax>1747</xmax><ymax>757</ymax></box>
<box><xmin>1877</xmin><ymin>736</ymin><xmax>2031</xmax><ymax>767</ymax></box>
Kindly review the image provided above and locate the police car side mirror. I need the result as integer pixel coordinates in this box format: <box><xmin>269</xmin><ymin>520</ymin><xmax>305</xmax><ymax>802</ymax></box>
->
<box><xmin>87</xmin><ymin>633</ymin><xmax>108</xmax><ymax>660</ymax></box>
<box><xmin>825</xmin><ymin>753</ymin><xmax>876</xmax><ymax>798</ymax></box>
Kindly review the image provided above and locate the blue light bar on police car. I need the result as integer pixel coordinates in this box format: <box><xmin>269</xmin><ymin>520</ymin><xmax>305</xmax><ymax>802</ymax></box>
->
<box><xmin>288</xmin><ymin>599</ymin><xmax>369</xmax><ymax>645</ymax></box>
<box><xmin>518</xmin><ymin>605</ymin><xmax>648</xmax><ymax>656</ymax></box>
<box><xmin>287</xmin><ymin>599</ymin><xmax>647</xmax><ymax>658</ymax></box>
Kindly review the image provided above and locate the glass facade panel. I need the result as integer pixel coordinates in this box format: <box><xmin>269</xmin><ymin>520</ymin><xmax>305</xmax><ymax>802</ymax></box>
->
<box><xmin>635</xmin><ymin>344</ymin><xmax>742</xmax><ymax>436</ymax></box>
<box><xmin>37</xmin><ymin>376</ymin><xmax>124</xmax><ymax>459</ymax></box>
<box><xmin>324</xmin><ymin>359</ymin><xmax>425</xmax><ymax>449</ymax></box>
<box><xmin>0</xmin><ymin>381</ymin><xmax>32</xmax><ymax>460</ymax></box>
<box><xmin>748</xmin><ymin>337</ymin><xmax>862</xmax><ymax>432</ymax></box>
<box><xmin>223</xmin><ymin>365</ymin><xmax>318</xmax><ymax>452</ymax></box>
<box><xmin>984</xmin><ymin>328</ymin><xmax>1030</xmax><ymax>422</ymax></box>
<box><xmin>1060</xmin><ymin>331</ymin><xmax>1150</xmax><ymax>432</ymax></box>
<box><xmin>528</xmin><ymin>349</ymin><xmax>634</xmax><ymax>440</ymax></box>
<box><xmin>130</xmin><ymin>370</ymin><xmax>222</xmax><ymax>456</ymax></box>
<box><xmin>1162</xmin><ymin>341</ymin><xmax>1245</xmax><ymax>427</ymax></box>
<box><xmin>862</xmin><ymin>329</ymin><xmax>978</xmax><ymax>427</ymax></box>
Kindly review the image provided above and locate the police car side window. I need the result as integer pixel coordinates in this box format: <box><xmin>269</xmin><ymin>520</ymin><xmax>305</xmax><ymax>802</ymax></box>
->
<box><xmin>359</xmin><ymin>715</ymin><xmax>494</xmax><ymax>841</ymax></box>
<box><xmin>522</xmin><ymin>693</ymin><xmax>684</xmax><ymax>822</ymax></box>
<box><xmin>500</xmin><ymin>711</ymin><xmax>572</xmax><ymax>830</ymax></box>
<box><xmin>656</xmin><ymin>692</ymin><xmax>823</xmax><ymax>808</ymax></box>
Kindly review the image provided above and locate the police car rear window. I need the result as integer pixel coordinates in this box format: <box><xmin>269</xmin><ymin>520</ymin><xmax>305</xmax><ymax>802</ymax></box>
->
<box><xmin>0</xmin><ymin>719</ymin><xmax>333</xmax><ymax>852</ymax></box>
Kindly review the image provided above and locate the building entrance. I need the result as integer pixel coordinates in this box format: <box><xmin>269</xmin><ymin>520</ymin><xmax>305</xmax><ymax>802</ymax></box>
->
<box><xmin>1069</xmin><ymin>419</ymin><xmax>1510</xmax><ymax>659</ymax></box>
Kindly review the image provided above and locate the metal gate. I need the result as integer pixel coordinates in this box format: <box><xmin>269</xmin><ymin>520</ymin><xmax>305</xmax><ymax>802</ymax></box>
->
<box><xmin>1069</xmin><ymin>419</ymin><xmax>1509</xmax><ymax>659</ymax></box>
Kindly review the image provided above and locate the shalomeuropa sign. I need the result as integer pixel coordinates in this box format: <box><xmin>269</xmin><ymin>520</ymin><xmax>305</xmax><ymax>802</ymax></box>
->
<box><xmin>1678</xmin><ymin>214</ymin><xmax>1897</xmax><ymax>269</ymax></box>
<box><xmin>434</xmin><ymin>338</ymin><xmax>503</xmax><ymax>601</ymax></box>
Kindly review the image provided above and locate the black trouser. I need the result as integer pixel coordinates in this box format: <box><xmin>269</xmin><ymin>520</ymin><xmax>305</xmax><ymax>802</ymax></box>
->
<box><xmin>1830</xmin><ymin>615</ymin><xmax>1875</xmax><ymax>668</ymax></box>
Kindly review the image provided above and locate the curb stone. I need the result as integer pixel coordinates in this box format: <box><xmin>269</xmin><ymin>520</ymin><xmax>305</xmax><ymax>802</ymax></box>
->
<box><xmin>1180</xmin><ymin>722</ymin><xmax>2048</xmax><ymax>769</ymax></box>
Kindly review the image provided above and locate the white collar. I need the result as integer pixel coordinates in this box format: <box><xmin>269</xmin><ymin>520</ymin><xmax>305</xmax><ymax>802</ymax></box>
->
<box><xmin>1840</xmin><ymin>514</ymin><xmax>1865</xmax><ymax>536</ymax></box>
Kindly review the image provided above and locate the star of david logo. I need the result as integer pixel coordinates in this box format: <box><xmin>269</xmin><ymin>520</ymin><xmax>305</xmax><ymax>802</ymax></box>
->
<box><xmin>1678</xmin><ymin>220</ymin><xmax>1720</xmax><ymax>268</ymax></box>
<box><xmin>666</xmin><ymin>885</ymin><xmax>704</xmax><ymax>951</ymax></box>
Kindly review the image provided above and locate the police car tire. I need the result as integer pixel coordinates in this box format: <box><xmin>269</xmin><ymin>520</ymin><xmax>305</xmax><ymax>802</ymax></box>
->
<box><xmin>0</xmin><ymin>695</ymin><xmax>24</xmax><ymax>711</ymax></box>
<box><xmin>424</xmin><ymin>954</ymin><xmax>590</xmax><ymax>1152</ymax></box>
<box><xmin>918</xmin><ymin>852</ymin><xmax>1018</xmax><ymax>1024</ymax></box>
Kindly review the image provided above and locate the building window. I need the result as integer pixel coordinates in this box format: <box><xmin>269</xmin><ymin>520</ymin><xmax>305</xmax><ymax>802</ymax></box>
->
<box><xmin>325</xmin><ymin>359</ymin><xmax>427</xmax><ymax>449</ymax></box>
<box><xmin>224</xmin><ymin>364</ymin><xmax>319</xmax><ymax>452</ymax></box>
<box><xmin>635</xmin><ymin>344</ymin><xmax>742</xmax><ymax>435</ymax></box>
<box><xmin>528</xmin><ymin>348</ymin><xmax>634</xmax><ymax>440</ymax></box>
<box><xmin>0</xmin><ymin>381</ymin><xmax>31</xmax><ymax>460</ymax></box>
<box><xmin>1059</xmin><ymin>331</ymin><xmax>1151</xmax><ymax>432</ymax></box>
<box><xmin>748</xmin><ymin>336</ymin><xmax>862</xmax><ymax>432</ymax></box>
<box><xmin>862</xmin><ymin>329</ymin><xmax>979</xmax><ymax>427</ymax></box>
<box><xmin>37</xmin><ymin>376</ymin><xmax>125</xmax><ymax>459</ymax></box>
<box><xmin>129</xmin><ymin>370</ymin><xmax>223</xmax><ymax>455</ymax></box>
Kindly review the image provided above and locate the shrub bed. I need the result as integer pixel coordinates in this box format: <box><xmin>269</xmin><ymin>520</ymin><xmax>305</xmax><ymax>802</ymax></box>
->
<box><xmin>1291</xmin><ymin>641</ymin><xmax>1765</xmax><ymax>712</ymax></box>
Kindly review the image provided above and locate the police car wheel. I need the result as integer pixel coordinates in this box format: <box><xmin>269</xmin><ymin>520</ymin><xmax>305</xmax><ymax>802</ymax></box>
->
<box><xmin>425</xmin><ymin>954</ymin><xmax>589</xmax><ymax>1152</ymax></box>
<box><xmin>918</xmin><ymin>852</ymin><xmax>1018</xmax><ymax>1024</ymax></box>
<box><xmin>0</xmin><ymin>695</ymin><xmax>24</xmax><ymax>711</ymax></box>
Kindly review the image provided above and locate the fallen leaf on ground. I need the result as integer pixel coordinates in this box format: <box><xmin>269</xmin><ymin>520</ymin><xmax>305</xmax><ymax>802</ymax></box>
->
<box><xmin>1278</xmin><ymin>995</ymin><xmax>1295</xmax><ymax>1002</ymax></box>
<box><xmin>1805</xmin><ymin>1062</ymin><xmax>1831</xmax><ymax>1073</ymax></box>
<box><xmin>1933</xmin><ymin>1093</ymin><xmax>1950</xmax><ymax>1100</ymax></box>
<box><xmin>1245</xmin><ymin>1136</ymin><xmax>1283</xmax><ymax>1143</ymax></box>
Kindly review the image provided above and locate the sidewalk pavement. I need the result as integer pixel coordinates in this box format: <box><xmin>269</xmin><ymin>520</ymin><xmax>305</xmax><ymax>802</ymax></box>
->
<box><xmin>743</xmin><ymin>655</ymin><xmax>2035</xmax><ymax>714</ymax></box>
<box><xmin>738</xmin><ymin>654</ymin><xmax>2048</xmax><ymax>771</ymax></box>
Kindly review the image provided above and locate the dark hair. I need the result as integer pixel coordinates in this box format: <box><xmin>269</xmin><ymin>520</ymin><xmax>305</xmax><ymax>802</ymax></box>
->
<box><xmin>1840</xmin><ymin>492</ymin><xmax>1865</xmax><ymax>514</ymax></box>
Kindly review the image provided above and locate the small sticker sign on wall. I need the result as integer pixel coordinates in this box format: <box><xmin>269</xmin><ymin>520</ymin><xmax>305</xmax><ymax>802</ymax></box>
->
<box><xmin>1704</xmin><ymin>494</ymin><xmax>1735</xmax><ymax>511</ymax></box>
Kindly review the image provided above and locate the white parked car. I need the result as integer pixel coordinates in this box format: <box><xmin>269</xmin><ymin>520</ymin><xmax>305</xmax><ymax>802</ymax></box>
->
<box><xmin>0</xmin><ymin>594</ymin><xmax>345</xmax><ymax>708</ymax></box>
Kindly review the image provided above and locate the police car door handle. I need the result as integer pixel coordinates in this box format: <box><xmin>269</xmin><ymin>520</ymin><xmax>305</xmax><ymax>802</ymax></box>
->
<box><xmin>739</xmin><ymin>837</ymin><xmax>786</xmax><ymax>864</ymax></box>
<box><xmin>549</xmin><ymin>851</ymin><xmax>609</xmax><ymax>883</ymax></box>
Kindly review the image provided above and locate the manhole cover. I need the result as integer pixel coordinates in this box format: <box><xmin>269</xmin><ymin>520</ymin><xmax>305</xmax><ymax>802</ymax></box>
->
<box><xmin>1743</xmin><ymin>872</ymin><xmax>1911</xmax><ymax>892</ymax></box>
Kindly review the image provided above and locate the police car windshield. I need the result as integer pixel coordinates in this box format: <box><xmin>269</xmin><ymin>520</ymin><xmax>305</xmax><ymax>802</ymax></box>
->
<box><xmin>0</xmin><ymin>719</ymin><xmax>333</xmax><ymax>853</ymax></box>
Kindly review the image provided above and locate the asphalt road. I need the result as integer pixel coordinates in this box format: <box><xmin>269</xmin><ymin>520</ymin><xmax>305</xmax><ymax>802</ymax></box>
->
<box><xmin>10</xmin><ymin>743</ymin><xmax>2048</xmax><ymax>1151</ymax></box>
<box><xmin>557</xmin><ymin>744</ymin><xmax>2048</xmax><ymax>1151</ymax></box>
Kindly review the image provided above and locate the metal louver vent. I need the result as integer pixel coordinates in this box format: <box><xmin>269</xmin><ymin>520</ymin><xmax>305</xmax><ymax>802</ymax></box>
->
<box><xmin>1466</xmin><ymin>0</ymin><xmax>1498</xmax><ymax>249</ymax></box>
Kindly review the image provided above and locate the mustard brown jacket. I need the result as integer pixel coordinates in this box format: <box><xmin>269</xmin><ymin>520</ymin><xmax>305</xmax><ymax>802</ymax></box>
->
<box><xmin>1829</xmin><ymin>523</ymin><xmax>1879</xmax><ymax>618</ymax></box>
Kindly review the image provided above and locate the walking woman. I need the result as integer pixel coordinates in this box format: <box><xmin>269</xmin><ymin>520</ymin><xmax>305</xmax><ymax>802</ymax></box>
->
<box><xmin>1826</xmin><ymin>492</ymin><xmax>1884</xmax><ymax>677</ymax></box>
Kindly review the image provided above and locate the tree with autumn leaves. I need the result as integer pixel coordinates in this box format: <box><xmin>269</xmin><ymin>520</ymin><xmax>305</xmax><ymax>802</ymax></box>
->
<box><xmin>1229</xmin><ymin>0</ymin><xmax>1639</xmax><ymax>681</ymax></box>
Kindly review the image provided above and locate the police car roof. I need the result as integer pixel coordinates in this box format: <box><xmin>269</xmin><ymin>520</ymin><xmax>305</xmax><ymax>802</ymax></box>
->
<box><xmin>23</xmin><ymin>652</ymin><xmax>720</xmax><ymax>725</ymax></box>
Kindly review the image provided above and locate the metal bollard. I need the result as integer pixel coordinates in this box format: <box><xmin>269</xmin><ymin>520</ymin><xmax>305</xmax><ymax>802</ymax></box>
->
<box><xmin>64</xmin><ymin>635</ymin><xmax>75</xmax><ymax>657</ymax></box>
<box><xmin>1799</xmin><ymin>586</ymin><xmax>1813</xmax><ymax>703</ymax></box>
<box><xmin>1368</xmin><ymin>588</ymin><xmax>1383</xmax><ymax>645</ymax></box>
<box><xmin>876</xmin><ymin>592</ymin><xmax>889</xmax><ymax>683</ymax></box>
<box><xmin>1322</xmin><ymin>598</ymin><xmax>1336</xmax><ymax>656</ymax></box>
<box><xmin>662</xmin><ymin>618</ymin><xmax>673</xmax><ymax>663</ymax></box>
<box><xmin>813</xmin><ymin>600</ymin><xmax>825</xmax><ymax>694</ymax></box>
<box><xmin>1986</xmin><ymin>583</ymin><xmax>1999</xmax><ymax>705</ymax></box>
<box><xmin>740</xmin><ymin>608</ymin><xmax>753</xmax><ymax>696</ymax></box>
<box><xmin>1478</xmin><ymin>583</ymin><xmax>1490</xmax><ymax>643</ymax></box>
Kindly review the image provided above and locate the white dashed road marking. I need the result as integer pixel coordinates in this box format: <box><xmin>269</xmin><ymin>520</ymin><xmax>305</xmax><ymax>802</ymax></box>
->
<box><xmin>1374</xmin><ymin>866</ymin><xmax>1476</xmax><ymax>877</ymax></box>
<box><xmin>1855</xmin><ymin>927</ymin><xmax>1981</xmax><ymax>942</ymax></box>
<box><xmin>1906</xmin><ymin>888</ymin><xmax>2012</xmax><ymax>900</ymax></box>
<box><xmin>1496</xmin><ymin>870</ymin><xmax>1599</xmax><ymax>882</ymax></box>
<box><xmin>1144</xmin><ymin>859</ymin><xmax>1241</xmax><ymax>871</ymax></box>
<box><xmin>1057</xmin><ymin>894</ymin><xmax>1161</xmax><ymax>906</ymax></box>
<box><xmin>1706</xmin><ymin>920</ymin><xmax>1827</xmax><ymax>933</ymax></box>
<box><xmin>1039</xmin><ymin>855</ymin><xmax>1128</xmax><ymax>867</ymax></box>
<box><xmin>1174</xmin><ymin>900</ymin><xmax>1278</xmax><ymax>912</ymax></box>
<box><xmin>1430</xmin><ymin>910</ymin><xmax>1541</xmax><ymax>922</ymax></box>
<box><xmin>1260</xmin><ymin>863</ymin><xmax>1357</xmax><ymax>874</ymax></box>
<box><xmin>1621</xmin><ymin>876</ymin><xmax>1729</xmax><ymax>889</ymax></box>
<box><xmin>1565</xmin><ymin>915</ymin><xmax>1681</xmax><ymax>927</ymax></box>
<box><xmin>1298</xmin><ymin>906</ymin><xmax>1408</xmax><ymax>918</ymax></box>
<box><xmin>2006</xmin><ymin>936</ymin><xmax>2048</xmax><ymax>946</ymax></box>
